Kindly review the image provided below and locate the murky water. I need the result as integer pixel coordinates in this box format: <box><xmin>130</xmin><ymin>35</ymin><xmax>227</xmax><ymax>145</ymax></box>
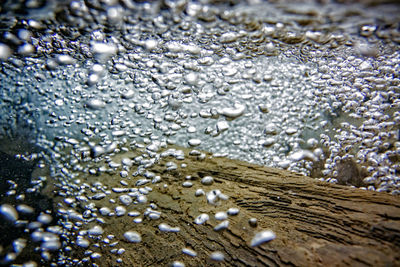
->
<box><xmin>0</xmin><ymin>0</ymin><xmax>399</xmax><ymax>265</ymax></box>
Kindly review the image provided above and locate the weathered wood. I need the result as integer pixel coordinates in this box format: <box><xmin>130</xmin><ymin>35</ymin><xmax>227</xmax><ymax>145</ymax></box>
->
<box><xmin>74</xmin><ymin>148</ymin><xmax>400</xmax><ymax>266</ymax></box>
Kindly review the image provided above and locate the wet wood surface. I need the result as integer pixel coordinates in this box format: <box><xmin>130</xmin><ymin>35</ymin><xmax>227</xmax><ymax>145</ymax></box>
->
<box><xmin>75</xmin><ymin>148</ymin><xmax>400</xmax><ymax>266</ymax></box>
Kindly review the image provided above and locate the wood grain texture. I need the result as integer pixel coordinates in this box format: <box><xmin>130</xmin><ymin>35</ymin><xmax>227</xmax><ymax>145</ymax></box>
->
<box><xmin>72</xmin><ymin>147</ymin><xmax>400</xmax><ymax>266</ymax></box>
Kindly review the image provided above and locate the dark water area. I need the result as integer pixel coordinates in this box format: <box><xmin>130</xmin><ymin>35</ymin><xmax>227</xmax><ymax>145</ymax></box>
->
<box><xmin>0</xmin><ymin>149</ymin><xmax>56</xmax><ymax>266</ymax></box>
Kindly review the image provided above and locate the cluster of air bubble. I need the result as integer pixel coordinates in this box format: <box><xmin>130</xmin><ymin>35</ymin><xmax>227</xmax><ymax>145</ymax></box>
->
<box><xmin>0</xmin><ymin>0</ymin><xmax>399</xmax><ymax>266</ymax></box>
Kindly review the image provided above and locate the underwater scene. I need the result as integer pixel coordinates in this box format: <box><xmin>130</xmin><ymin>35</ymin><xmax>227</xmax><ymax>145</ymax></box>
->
<box><xmin>0</xmin><ymin>0</ymin><xmax>399</xmax><ymax>266</ymax></box>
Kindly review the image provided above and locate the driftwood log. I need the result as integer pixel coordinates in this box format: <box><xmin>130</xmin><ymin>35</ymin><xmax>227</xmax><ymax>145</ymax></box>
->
<box><xmin>74</xmin><ymin>148</ymin><xmax>400</xmax><ymax>266</ymax></box>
